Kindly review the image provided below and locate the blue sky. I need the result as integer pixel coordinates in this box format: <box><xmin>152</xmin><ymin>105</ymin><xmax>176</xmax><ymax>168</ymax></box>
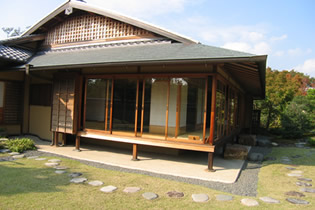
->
<box><xmin>0</xmin><ymin>0</ymin><xmax>314</xmax><ymax>77</ymax></box>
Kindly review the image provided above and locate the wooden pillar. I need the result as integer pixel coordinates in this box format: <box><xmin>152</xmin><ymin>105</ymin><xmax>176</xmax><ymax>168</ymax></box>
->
<box><xmin>75</xmin><ymin>135</ymin><xmax>80</xmax><ymax>151</ymax></box>
<box><xmin>132</xmin><ymin>144</ymin><xmax>139</xmax><ymax>161</ymax></box>
<box><xmin>22</xmin><ymin>64</ymin><xmax>31</xmax><ymax>134</ymax></box>
<box><xmin>134</xmin><ymin>80</ymin><xmax>139</xmax><ymax>136</ymax></box>
<box><xmin>61</xmin><ymin>133</ymin><xmax>66</xmax><ymax>146</ymax></box>
<box><xmin>54</xmin><ymin>132</ymin><xmax>59</xmax><ymax>147</ymax></box>
<box><xmin>51</xmin><ymin>132</ymin><xmax>55</xmax><ymax>146</ymax></box>
<box><xmin>207</xmin><ymin>152</ymin><xmax>216</xmax><ymax>172</ymax></box>
<box><xmin>209</xmin><ymin>76</ymin><xmax>217</xmax><ymax>145</ymax></box>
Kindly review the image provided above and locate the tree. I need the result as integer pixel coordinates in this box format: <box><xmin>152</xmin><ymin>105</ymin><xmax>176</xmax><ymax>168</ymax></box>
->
<box><xmin>255</xmin><ymin>68</ymin><xmax>315</xmax><ymax>129</ymax></box>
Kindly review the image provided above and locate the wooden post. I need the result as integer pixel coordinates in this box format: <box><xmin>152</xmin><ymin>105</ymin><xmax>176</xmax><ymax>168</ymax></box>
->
<box><xmin>105</xmin><ymin>81</ymin><xmax>110</xmax><ymax>131</ymax></box>
<box><xmin>51</xmin><ymin>132</ymin><xmax>55</xmax><ymax>146</ymax></box>
<box><xmin>61</xmin><ymin>133</ymin><xmax>66</xmax><ymax>146</ymax></box>
<box><xmin>140</xmin><ymin>80</ymin><xmax>145</xmax><ymax>136</ymax></box>
<box><xmin>75</xmin><ymin>135</ymin><xmax>80</xmax><ymax>151</ymax></box>
<box><xmin>54</xmin><ymin>132</ymin><xmax>59</xmax><ymax>147</ymax></box>
<box><xmin>109</xmin><ymin>79</ymin><xmax>114</xmax><ymax>134</ymax></box>
<box><xmin>202</xmin><ymin>78</ymin><xmax>208</xmax><ymax>143</ymax></box>
<box><xmin>134</xmin><ymin>80</ymin><xmax>139</xmax><ymax>136</ymax></box>
<box><xmin>132</xmin><ymin>144</ymin><xmax>139</xmax><ymax>161</ymax></box>
<box><xmin>165</xmin><ymin>79</ymin><xmax>170</xmax><ymax>140</ymax></box>
<box><xmin>207</xmin><ymin>152</ymin><xmax>216</xmax><ymax>172</ymax></box>
<box><xmin>209</xmin><ymin>76</ymin><xmax>217</xmax><ymax>145</ymax></box>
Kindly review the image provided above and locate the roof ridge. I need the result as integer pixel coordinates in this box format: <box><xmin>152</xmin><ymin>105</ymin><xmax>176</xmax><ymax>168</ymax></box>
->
<box><xmin>41</xmin><ymin>38</ymin><xmax>172</xmax><ymax>54</ymax></box>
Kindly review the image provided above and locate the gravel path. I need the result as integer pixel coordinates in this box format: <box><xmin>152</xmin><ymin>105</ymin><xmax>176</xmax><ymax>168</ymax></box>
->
<box><xmin>23</xmin><ymin>146</ymin><xmax>271</xmax><ymax>197</ymax></box>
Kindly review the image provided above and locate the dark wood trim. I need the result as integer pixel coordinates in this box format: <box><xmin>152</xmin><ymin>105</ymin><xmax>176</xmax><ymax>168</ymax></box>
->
<box><xmin>209</xmin><ymin>76</ymin><xmax>217</xmax><ymax>145</ymax></box>
<box><xmin>84</xmin><ymin>73</ymin><xmax>214</xmax><ymax>79</ymax></box>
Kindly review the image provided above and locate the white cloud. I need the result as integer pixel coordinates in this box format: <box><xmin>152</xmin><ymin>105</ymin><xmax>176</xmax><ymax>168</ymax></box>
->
<box><xmin>288</xmin><ymin>48</ymin><xmax>303</xmax><ymax>56</ymax></box>
<box><xmin>295</xmin><ymin>58</ymin><xmax>315</xmax><ymax>77</ymax></box>
<box><xmin>87</xmin><ymin>0</ymin><xmax>188</xmax><ymax>18</ymax></box>
<box><xmin>274</xmin><ymin>51</ymin><xmax>285</xmax><ymax>57</ymax></box>
<box><xmin>222</xmin><ymin>42</ymin><xmax>251</xmax><ymax>52</ymax></box>
<box><xmin>270</xmin><ymin>34</ymin><xmax>287</xmax><ymax>42</ymax></box>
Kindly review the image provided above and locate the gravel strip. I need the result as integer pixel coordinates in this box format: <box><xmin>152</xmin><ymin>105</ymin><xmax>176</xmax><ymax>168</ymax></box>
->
<box><xmin>23</xmin><ymin>146</ymin><xmax>271</xmax><ymax>196</ymax></box>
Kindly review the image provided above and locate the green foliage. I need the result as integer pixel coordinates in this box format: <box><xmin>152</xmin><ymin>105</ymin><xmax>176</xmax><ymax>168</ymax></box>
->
<box><xmin>281</xmin><ymin>96</ymin><xmax>312</xmax><ymax>138</ymax></box>
<box><xmin>6</xmin><ymin>138</ymin><xmax>36</xmax><ymax>153</ymax></box>
<box><xmin>308</xmin><ymin>137</ymin><xmax>315</xmax><ymax>146</ymax></box>
<box><xmin>255</xmin><ymin>68</ymin><xmax>315</xmax><ymax>131</ymax></box>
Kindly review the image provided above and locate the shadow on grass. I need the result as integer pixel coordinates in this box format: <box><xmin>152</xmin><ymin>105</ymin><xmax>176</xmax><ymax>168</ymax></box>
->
<box><xmin>0</xmin><ymin>161</ymin><xmax>71</xmax><ymax>196</ymax></box>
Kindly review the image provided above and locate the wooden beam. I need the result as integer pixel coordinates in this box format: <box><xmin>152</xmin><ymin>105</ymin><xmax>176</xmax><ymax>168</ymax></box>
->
<box><xmin>132</xmin><ymin>144</ymin><xmax>139</xmax><ymax>161</ymax></box>
<box><xmin>209</xmin><ymin>76</ymin><xmax>217</xmax><ymax>145</ymax></box>
<box><xmin>207</xmin><ymin>152</ymin><xmax>216</xmax><ymax>172</ymax></box>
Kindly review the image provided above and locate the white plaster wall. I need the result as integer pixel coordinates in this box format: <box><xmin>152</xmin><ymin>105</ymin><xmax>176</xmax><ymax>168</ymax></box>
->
<box><xmin>149</xmin><ymin>81</ymin><xmax>167</xmax><ymax>126</ymax></box>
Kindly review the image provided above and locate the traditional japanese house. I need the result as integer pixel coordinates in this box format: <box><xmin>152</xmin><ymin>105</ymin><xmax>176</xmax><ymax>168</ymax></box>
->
<box><xmin>0</xmin><ymin>0</ymin><xmax>267</xmax><ymax>171</ymax></box>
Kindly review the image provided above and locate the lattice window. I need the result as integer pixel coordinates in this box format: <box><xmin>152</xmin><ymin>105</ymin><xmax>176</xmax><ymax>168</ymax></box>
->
<box><xmin>45</xmin><ymin>14</ymin><xmax>153</xmax><ymax>45</ymax></box>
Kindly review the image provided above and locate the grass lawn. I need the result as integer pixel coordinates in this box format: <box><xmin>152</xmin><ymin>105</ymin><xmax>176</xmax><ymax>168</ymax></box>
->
<box><xmin>0</xmin><ymin>147</ymin><xmax>315</xmax><ymax>209</ymax></box>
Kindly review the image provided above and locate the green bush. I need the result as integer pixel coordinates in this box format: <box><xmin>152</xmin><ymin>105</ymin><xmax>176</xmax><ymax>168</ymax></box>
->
<box><xmin>309</xmin><ymin>137</ymin><xmax>315</xmax><ymax>146</ymax></box>
<box><xmin>6</xmin><ymin>138</ymin><xmax>36</xmax><ymax>153</ymax></box>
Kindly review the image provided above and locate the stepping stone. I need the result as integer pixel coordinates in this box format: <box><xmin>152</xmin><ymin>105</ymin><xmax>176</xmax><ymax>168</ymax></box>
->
<box><xmin>286</xmin><ymin>167</ymin><xmax>296</xmax><ymax>170</ymax></box>
<box><xmin>287</xmin><ymin>173</ymin><xmax>302</xmax><ymax>177</ymax></box>
<box><xmin>166</xmin><ymin>191</ymin><xmax>184</xmax><ymax>198</ymax></box>
<box><xmin>54</xmin><ymin>166</ymin><xmax>68</xmax><ymax>170</ymax></box>
<box><xmin>241</xmin><ymin>198</ymin><xmax>259</xmax><ymax>207</ymax></box>
<box><xmin>12</xmin><ymin>154</ymin><xmax>25</xmax><ymax>159</ymax></box>
<box><xmin>298</xmin><ymin>178</ymin><xmax>312</xmax><ymax>182</ymax></box>
<box><xmin>123</xmin><ymin>187</ymin><xmax>141</xmax><ymax>193</ymax></box>
<box><xmin>248</xmin><ymin>152</ymin><xmax>264</xmax><ymax>161</ymax></box>
<box><xmin>35</xmin><ymin>158</ymin><xmax>47</xmax><ymax>161</ymax></box>
<box><xmin>300</xmin><ymin>188</ymin><xmax>315</xmax><ymax>193</ymax></box>
<box><xmin>291</xmin><ymin>170</ymin><xmax>303</xmax><ymax>174</ymax></box>
<box><xmin>70</xmin><ymin>177</ymin><xmax>87</xmax><ymax>184</ymax></box>
<box><xmin>48</xmin><ymin>159</ymin><xmax>61</xmax><ymax>163</ymax></box>
<box><xmin>27</xmin><ymin>156</ymin><xmax>39</xmax><ymax>159</ymax></box>
<box><xmin>216</xmin><ymin>194</ymin><xmax>233</xmax><ymax>201</ymax></box>
<box><xmin>291</xmin><ymin>155</ymin><xmax>302</xmax><ymax>159</ymax></box>
<box><xmin>0</xmin><ymin>149</ymin><xmax>10</xmax><ymax>153</ymax></box>
<box><xmin>285</xmin><ymin>191</ymin><xmax>305</xmax><ymax>197</ymax></box>
<box><xmin>55</xmin><ymin>170</ymin><xmax>67</xmax><ymax>174</ymax></box>
<box><xmin>259</xmin><ymin>196</ymin><xmax>280</xmax><ymax>204</ymax></box>
<box><xmin>264</xmin><ymin>156</ymin><xmax>276</xmax><ymax>161</ymax></box>
<box><xmin>296</xmin><ymin>182</ymin><xmax>312</xmax><ymax>187</ymax></box>
<box><xmin>9</xmin><ymin>152</ymin><xmax>20</xmax><ymax>156</ymax></box>
<box><xmin>191</xmin><ymin>194</ymin><xmax>209</xmax><ymax>202</ymax></box>
<box><xmin>45</xmin><ymin>162</ymin><xmax>59</xmax><ymax>167</ymax></box>
<box><xmin>286</xmin><ymin>198</ymin><xmax>309</xmax><ymax>205</ymax></box>
<box><xmin>69</xmin><ymin>172</ymin><xmax>82</xmax><ymax>178</ymax></box>
<box><xmin>100</xmin><ymin>185</ymin><xmax>117</xmax><ymax>193</ymax></box>
<box><xmin>142</xmin><ymin>192</ymin><xmax>158</xmax><ymax>200</ymax></box>
<box><xmin>88</xmin><ymin>180</ymin><xmax>103</xmax><ymax>186</ymax></box>
<box><xmin>271</xmin><ymin>142</ymin><xmax>278</xmax><ymax>146</ymax></box>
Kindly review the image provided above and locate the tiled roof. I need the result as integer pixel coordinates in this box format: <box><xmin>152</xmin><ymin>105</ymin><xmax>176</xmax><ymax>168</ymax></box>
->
<box><xmin>0</xmin><ymin>45</ymin><xmax>33</xmax><ymax>62</ymax></box>
<box><xmin>27</xmin><ymin>42</ymin><xmax>259</xmax><ymax>68</ymax></box>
